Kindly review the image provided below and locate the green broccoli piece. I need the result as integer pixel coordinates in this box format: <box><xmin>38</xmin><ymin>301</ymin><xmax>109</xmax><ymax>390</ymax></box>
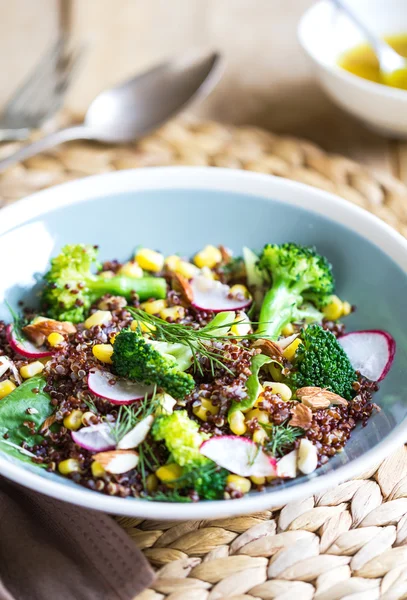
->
<box><xmin>256</xmin><ymin>243</ymin><xmax>334</xmax><ymax>339</ymax></box>
<box><xmin>152</xmin><ymin>410</ymin><xmax>208</xmax><ymax>467</ymax></box>
<box><xmin>286</xmin><ymin>324</ymin><xmax>357</xmax><ymax>400</ymax></box>
<box><xmin>42</xmin><ymin>244</ymin><xmax>167</xmax><ymax>323</ymax></box>
<box><xmin>112</xmin><ymin>331</ymin><xmax>195</xmax><ymax>399</ymax></box>
<box><xmin>152</xmin><ymin>411</ymin><xmax>227</xmax><ymax>499</ymax></box>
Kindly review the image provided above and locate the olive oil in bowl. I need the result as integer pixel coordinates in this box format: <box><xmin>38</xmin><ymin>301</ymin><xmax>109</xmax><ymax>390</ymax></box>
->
<box><xmin>338</xmin><ymin>33</ymin><xmax>407</xmax><ymax>90</ymax></box>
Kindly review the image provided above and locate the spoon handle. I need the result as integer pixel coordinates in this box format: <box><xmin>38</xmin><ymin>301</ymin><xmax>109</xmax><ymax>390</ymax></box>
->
<box><xmin>0</xmin><ymin>125</ymin><xmax>92</xmax><ymax>174</ymax></box>
<box><xmin>331</xmin><ymin>0</ymin><xmax>404</xmax><ymax>73</ymax></box>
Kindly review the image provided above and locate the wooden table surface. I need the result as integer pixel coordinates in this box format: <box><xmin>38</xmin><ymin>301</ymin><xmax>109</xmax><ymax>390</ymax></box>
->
<box><xmin>0</xmin><ymin>0</ymin><xmax>406</xmax><ymax>185</ymax></box>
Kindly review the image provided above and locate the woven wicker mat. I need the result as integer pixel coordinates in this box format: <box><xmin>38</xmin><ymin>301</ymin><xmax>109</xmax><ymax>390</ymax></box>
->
<box><xmin>2</xmin><ymin>116</ymin><xmax>407</xmax><ymax>600</ymax></box>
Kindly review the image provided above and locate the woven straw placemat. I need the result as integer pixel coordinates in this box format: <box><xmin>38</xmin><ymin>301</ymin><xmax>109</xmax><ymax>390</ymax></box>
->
<box><xmin>2</xmin><ymin>116</ymin><xmax>407</xmax><ymax>600</ymax></box>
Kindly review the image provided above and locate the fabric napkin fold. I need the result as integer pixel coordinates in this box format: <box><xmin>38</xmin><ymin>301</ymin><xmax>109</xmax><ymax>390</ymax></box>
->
<box><xmin>0</xmin><ymin>477</ymin><xmax>155</xmax><ymax>600</ymax></box>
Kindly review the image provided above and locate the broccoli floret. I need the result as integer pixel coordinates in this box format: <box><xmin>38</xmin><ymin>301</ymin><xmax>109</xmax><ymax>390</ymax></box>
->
<box><xmin>152</xmin><ymin>410</ymin><xmax>208</xmax><ymax>467</ymax></box>
<box><xmin>256</xmin><ymin>243</ymin><xmax>334</xmax><ymax>339</ymax></box>
<box><xmin>112</xmin><ymin>330</ymin><xmax>195</xmax><ymax>399</ymax></box>
<box><xmin>286</xmin><ymin>324</ymin><xmax>357</xmax><ymax>400</ymax></box>
<box><xmin>152</xmin><ymin>411</ymin><xmax>227</xmax><ymax>499</ymax></box>
<box><xmin>42</xmin><ymin>244</ymin><xmax>167</xmax><ymax>323</ymax></box>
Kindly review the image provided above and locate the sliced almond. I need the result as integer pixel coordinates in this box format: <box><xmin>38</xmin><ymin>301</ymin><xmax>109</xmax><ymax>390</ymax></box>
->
<box><xmin>23</xmin><ymin>318</ymin><xmax>76</xmax><ymax>346</ymax></box>
<box><xmin>289</xmin><ymin>403</ymin><xmax>312</xmax><ymax>430</ymax></box>
<box><xmin>252</xmin><ymin>338</ymin><xmax>282</xmax><ymax>360</ymax></box>
<box><xmin>39</xmin><ymin>414</ymin><xmax>56</xmax><ymax>434</ymax></box>
<box><xmin>0</xmin><ymin>356</ymin><xmax>10</xmax><ymax>378</ymax></box>
<box><xmin>297</xmin><ymin>439</ymin><xmax>318</xmax><ymax>475</ymax></box>
<box><xmin>277</xmin><ymin>333</ymin><xmax>300</xmax><ymax>350</ymax></box>
<box><xmin>296</xmin><ymin>387</ymin><xmax>347</xmax><ymax>410</ymax></box>
<box><xmin>277</xmin><ymin>450</ymin><xmax>298</xmax><ymax>479</ymax></box>
<box><xmin>93</xmin><ymin>450</ymin><xmax>139</xmax><ymax>474</ymax></box>
<box><xmin>117</xmin><ymin>415</ymin><xmax>154</xmax><ymax>450</ymax></box>
<box><xmin>171</xmin><ymin>272</ymin><xmax>194</xmax><ymax>304</ymax></box>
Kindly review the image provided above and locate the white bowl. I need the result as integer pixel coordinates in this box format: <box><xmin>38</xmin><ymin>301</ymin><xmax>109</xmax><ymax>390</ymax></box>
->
<box><xmin>298</xmin><ymin>0</ymin><xmax>407</xmax><ymax>138</ymax></box>
<box><xmin>1</xmin><ymin>167</ymin><xmax>407</xmax><ymax>519</ymax></box>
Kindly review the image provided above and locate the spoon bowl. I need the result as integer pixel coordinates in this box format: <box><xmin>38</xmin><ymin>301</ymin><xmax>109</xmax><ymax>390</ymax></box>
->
<box><xmin>84</xmin><ymin>53</ymin><xmax>222</xmax><ymax>143</ymax></box>
<box><xmin>0</xmin><ymin>52</ymin><xmax>223</xmax><ymax>172</ymax></box>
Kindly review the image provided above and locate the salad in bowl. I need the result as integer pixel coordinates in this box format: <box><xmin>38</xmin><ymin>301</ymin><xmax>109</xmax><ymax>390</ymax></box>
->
<box><xmin>0</xmin><ymin>238</ymin><xmax>394</xmax><ymax>503</ymax></box>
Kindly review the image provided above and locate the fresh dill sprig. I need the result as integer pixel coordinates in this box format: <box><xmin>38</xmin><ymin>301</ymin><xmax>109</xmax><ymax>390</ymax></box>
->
<box><xmin>83</xmin><ymin>397</ymin><xmax>98</xmax><ymax>414</ymax></box>
<box><xmin>107</xmin><ymin>387</ymin><xmax>158</xmax><ymax>444</ymax></box>
<box><xmin>127</xmin><ymin>307</ymin><xmax>262</xmax><ymax>377</ymax></box>
<box><xmin>5</xmin><ymin>301</ymin><xmax>26</xmax><ymax>343</ymax></box>
<box><xmin>263</xmin><ymin>422</ymin><xmax>303</xmax><ymax>457</ymax></box>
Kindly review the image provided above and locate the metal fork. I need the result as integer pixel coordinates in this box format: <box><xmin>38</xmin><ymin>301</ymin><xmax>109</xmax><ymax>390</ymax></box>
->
<box><xmin>0</xmin><ymin>38</ymin><xmax>82</xmax><ymax>142</ymax></box>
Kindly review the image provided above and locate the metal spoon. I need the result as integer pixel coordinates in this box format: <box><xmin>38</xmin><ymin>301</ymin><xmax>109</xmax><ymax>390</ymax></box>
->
<box><xmin>0</xmin><ymin>51</ymin><xmax>222</xmax><ymax>173</ymax></box>
<box><xmin>332</xmin><ymin>0</ymin><xmax>407</xmax><ymax>81</ymax></box>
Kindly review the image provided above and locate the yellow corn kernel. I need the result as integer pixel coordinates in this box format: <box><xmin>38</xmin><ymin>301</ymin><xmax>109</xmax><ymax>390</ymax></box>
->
<box><xmin>193</xmin><ymin>398</ymin><xmax>219</xmax><ymax>421</ymax></box>
<box><xmin>91</xmin><ymin>461</ymin><xmax>105</xmax><ymax>478</ymax></box>
<box><xmin>146</xmin><ymin>473</ymin><xmax>159</xmax><ymax>493</ymax></box>
<box><xmin>130</xmin><ymin>319</ymin><xmax>156</xmax><ymax>334</ymax></box>
<box><xmin>245</xmin><ymin>408</ymin><xmax>269</xmax><ymax>425</ymax></box>
<box><xmin>229</xmin><ymin>284</ymin><xmax>250</xmax><ymax>299</ymax></box>
<box><xmin>175</xmin><ymin>260</ymin><xmax>199</xmax><ymax>279</ymax></box>
<box><xmin>231</xmin><ymin>311</ymin><xmax>252</xmax><ymax>337</ymax></box>
<box><xmin>282</xmin><ymin>338</ymin><xmax>302</xmax><ymax>362</ymax></box>
<box><xmin>58</xmin><ymin>458</ymin><xmax>82</xmax><ymax>475</ymax></box>
<box><xmin>159</xmin><ymin>306</ymin><xmax>185</xmax><ymax>321</ymax></box>
<box><xmin>282</xmin><ymin>323</ymin><xmax>295</xmax><ymax>336</ymax></box>
<box><xmin>47</xmin><ymin>332</ymin><xmax>65</xmax><ymax>347</ymax></box>
<box><xmin>156</xmin><ymin>463</ymin><xmax>183</xmax><ymax>483</ymax></box>
<box><xmin>342</xmin><ymin>301</ymin><xmax>352</xmax><ymax>316</ymax></box>
<box><xmin>0</xmin><ymin>379</ymin><xmax>16</xmax><ymax>399</ymax></box>
<box><xmin>85</xmin><ymin>310</ymin><xmax>112</xmax><ymax>329</ymax></box>
<box><xmin>263</xmin><ymin>381</ymin><xmax>292</xmax><ymax>402</ymax></box>
<box><xmin>194</xmin><ymin>245</ymin><xmax>222</xmax><ymax>269</ymax></box>
<box><xmin>118</xmin><ymin>261</ymin><xmax>143</xmax><ymax>278</ymax></box>
<box><xmin>92</xmin><ymin>344</ymin><xmax>113</xmax><ymax>364</ymax></box>
<box><xmin>253</xmin><ymin>428</ymin><xmax>268</xmax><ymax>445</ymax></box>
<box><xmin>226</xmin><ymin>474</ymin><xmax>251</xmax><ymax>494</ymax></box>
<box><xmin>250</xmin><ymin>475</ymin><xmax>266</xmax><ymax>485</ymax></box>
<box><xmin>63</xmin><ymin>410</ymin><xmax>84</xmax><ymax>431</ymax></box>
<box><xmin>165</xmin><ymin>255</ymin><xmax>181</xmax><ymax>271</ymax></box>
<box><xmin>323</xmin><ymin>295</ymin><xmax>343</xmax><ymax>321</ymax></box>
<box><xmin>20</xmin><ymin>361</ymin><xmax>45</xmax><ymax>379</ymax></box>
<box><xmin>229</xmin><ymin>410</ymin><xmax>247</xmax><ymax>436</ymax></box>
<box><xmin>253</xmin><ymin>388</ymin><xmax>265</xmax><ymax>407</ymax></box>
<box><xmin>109</xmin><ymin>333</ymin><xmax>117</xmax><ymax>345</ymax></box>
<box><xmin>135</xmin><ymin>248</ymin><xmax>164</xmax><ymax>272</ymax></box>
<box><xmin>140</xmin><ymin>299</ymin><xmax>167</xmax><ymax>315</ymax></box>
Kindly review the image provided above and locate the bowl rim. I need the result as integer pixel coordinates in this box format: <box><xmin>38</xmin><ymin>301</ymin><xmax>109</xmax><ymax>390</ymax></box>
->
<box><xmin>1</xmin><ymin>165</ymin><xmax>407</xmax><ymax>519</ymax></box>
<box><xmin>298</xmin><ymin>0</ymin><xmax>407</xmax><ymax>102</ymax></box>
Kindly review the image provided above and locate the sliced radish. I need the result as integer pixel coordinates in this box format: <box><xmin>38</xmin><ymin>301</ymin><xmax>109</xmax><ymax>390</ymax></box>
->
<box><xmin>7</xmin><ymin>325</ymin><xmax>52</xmax><ymax>359</ymax></box>
<box><xmin>72</xmin><ymin>422</ymin><xmax>116</xmax><ymax>452</ymax></box>
<box><xmin>338</xmin><ymin>329</ymin><xmax>395</xmax><ymax>382</ymax></box>
<box><xmin>200</xmin><ymin>435</ymin><xmax>276</xmax><ymax>477</ymax></box>
<box><xmin>117</xmin><ymin>415</ymin><xmax>154</xmax><ymax>450</ymax></box>
<box><xmin>190</xmin><ymin>276</ymin><xmax>252</xmax><ymax>313</ymax></box>
<box><xmin>277</xmin><ymin>450</ymin><xmax>297</xmax><ymax>479</ymax></box>
<box><xmin>88</xmin><ymin>369</ymin><xmax>155</xmax><ymax>405</ymax></box>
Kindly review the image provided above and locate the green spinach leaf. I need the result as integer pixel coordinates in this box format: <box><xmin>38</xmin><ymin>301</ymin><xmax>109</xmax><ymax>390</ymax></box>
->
<box><xmin>0</xmin><ymin>376</ymin><xmax>53</xmax><ymax>448</ymax></box>
<box><xmin>228</xmin><ymin>354</ymin><xmax>272</xmax><ymax>420</ymax></box>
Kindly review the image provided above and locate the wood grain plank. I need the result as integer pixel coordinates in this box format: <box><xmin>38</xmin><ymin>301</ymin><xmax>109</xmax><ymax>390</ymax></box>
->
<box><xmin>0</xmin><ymin>0</ymin><xmax>60</xmax><ymax>108</ymax></box>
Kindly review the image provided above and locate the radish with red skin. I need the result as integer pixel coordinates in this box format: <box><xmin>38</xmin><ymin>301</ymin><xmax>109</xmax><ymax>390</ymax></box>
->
<box><xmin>6</xmin><ymin>325</ymin><xmax>52</xmax><ymax>359</ymax></box>
<box><xmin>72</xmin><ymin>423</ymin><xmax>116</xmax><ymax>452</ymax></box>
<box><xmin>338</xmin><ymin>329</ymin><xmax>395</xmax><ymax>382</ymax></box>
<box><xmin>88</xmin><ymin>369</ymin><xmax>155</xmax><ymax>405</ymax></box>
<box><xmin>200</xmin><ymin>435</ymin><xmax>277</xmax><ymax>477</ymax></box>
<box><xmin>190</xmin><ymin>276</ymin><xmax>252</xmax><ymax>312</ymax></box>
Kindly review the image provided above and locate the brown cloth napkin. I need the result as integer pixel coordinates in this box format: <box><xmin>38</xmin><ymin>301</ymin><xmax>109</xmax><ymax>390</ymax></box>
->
<box><xmin>0</xmin><ymin>478</ymin><xmax>155</xmax><ymax>600</ymax></box>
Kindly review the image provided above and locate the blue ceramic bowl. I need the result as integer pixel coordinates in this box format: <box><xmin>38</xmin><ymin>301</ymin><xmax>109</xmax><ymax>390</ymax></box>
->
<box><xmin>0</xmin><ymin>167</ymin><xmax>406</xmax><ymax>519</ymax></box>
